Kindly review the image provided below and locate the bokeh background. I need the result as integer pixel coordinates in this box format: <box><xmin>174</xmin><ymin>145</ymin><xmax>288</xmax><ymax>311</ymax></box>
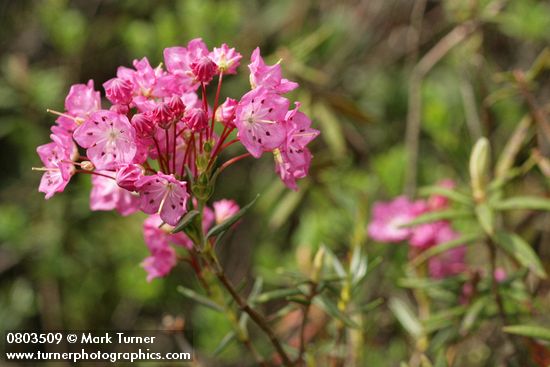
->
<box><xmin>1</xmin><ymin>0</ymin><xmax>549</xmax><ymax>365</ymax></box>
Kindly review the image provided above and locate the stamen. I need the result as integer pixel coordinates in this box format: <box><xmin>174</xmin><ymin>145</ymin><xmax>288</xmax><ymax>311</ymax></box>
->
<box><xmin>46</xmin><ymin>109</ymin><xmax>84</xmax><ymax>124</ymax></box>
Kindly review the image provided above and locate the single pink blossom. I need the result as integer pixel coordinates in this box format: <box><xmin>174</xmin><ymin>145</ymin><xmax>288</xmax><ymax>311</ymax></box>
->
<box><xmin>216</xmin><ymin>97</ymin><xmax>238</xmax><ymax>126</ymax></box>
<box><xmin>248</xmin><ymin>48</ymin><xmax>298</xmax><ymax>94</ymax></box>
<box><xmin>234</xmin><ymin>87</ymin><xmax>289</xmax><ymax>158</ymax></box>
<box><xmin>73</xmin><ymin>110</ymin><xmax>137</xmax><ymax>170</ymax></box>
<box><xmin>36</xmin><ymin>133</ymin><xmax>78</xmax><ymax>199</ymax></box>
<box><xmin>368</xmin><ymin>196</ymin><xmax>427</xmax><ymax>243</ymax></box>
<box><xmin>494</xmin><ymin>268</ymin><xmax>507</xmax><ymax>283</ymax></box>
<box><xmin>210</xmin><ymin>44</ymin><xmax>242</xmax><ymax>74</ymax></box>
<box><xmin>90</xmin><ymin>173</ymin><xmax>140</xmax><ymax>216</ymax></box>
<box><xmin>142</xmin><ymin>246</ymin><xmax>177</xmax><ymax>282</ymax></box>
<box><xmin>65</xmin><ymin>80</ymin><xmax>101</xmax><ymax>118</ymax></box>
<box><xmin>213</xmin><ymin>199</ymin><xmax>240</xmax><ymax>224</ymax></box>
<box><xmin>103</xmin><ymin>77</ymin><xmax>133</xmax><ymax>105</ymax></box>
<box><xmin>273</xmin><ymin>147</ymin><xmax>311</xmax><ymax>190</ymax></box>
<box><xmin>136</xmin><ymin>173</ymin><xmax>189</xmax><ymax>226</ymax></box>
<box><xmin>116</xmin><ymin>163</ymin><xmax>144</xmax><ymax>191</ymax></box>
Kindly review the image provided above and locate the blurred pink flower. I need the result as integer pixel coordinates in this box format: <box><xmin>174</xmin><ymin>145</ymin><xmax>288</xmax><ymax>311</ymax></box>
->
<box><xmin>368</xmin><ymin>196</ymin><xmax>427</xmax><ymax>243</ymax></box>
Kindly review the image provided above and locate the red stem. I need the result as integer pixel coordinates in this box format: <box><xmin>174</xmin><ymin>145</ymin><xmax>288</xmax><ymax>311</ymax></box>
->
<box><xmin>210</xmin><ymin>71</ymin><xmax>224</xmax><ymax>140</ymax></box>
<box><xmin>76</xmin><ymin>170</ymin><xmax>116</xmax><ymax>180</ymax></box>
<box><xmin>172</xmin><ymin>122</ymin><xmax>177</xmax><ymax>174</ymax></box>
<box><xmin>165</xmin><ymin>128</ymin><xmax>170</xmax><ymax>173</ymax></box>
<box><xmin>218</xmin><ymin>153</ymin><xmax>251</xmax><ymax>174</ymax></box>
<box><xmin>152</xmin><ymin>136</ymin><xmax>167</xmax><ymax>172</ymax></box>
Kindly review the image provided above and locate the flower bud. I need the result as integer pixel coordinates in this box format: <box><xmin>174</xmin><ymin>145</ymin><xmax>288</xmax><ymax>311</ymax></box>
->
<box><xmin>166</xmin><ymin>96</ymin><xmax>185</xmax><ymax>119</ymax></box>
<box><xmin>103</xmin><ymin>77</ymin><xmax>133</xmax><ymax>104</ymax></box>
<box><xmin>131</xmin><ymin>113</ymin><xmax>155</xmax><ymax>139</ymax></box>
<box><xmin>116</xmin><ymin>163</ymin><xmax>144</xmax><ymax>191</ymax></box>
<box><xmin>151</xmin><ymin>102</ymin><xmax>173</xmax><ymax>129</ymax></box>
<box><xmin>469</xmin><ymin>137</ymin><xmax>490</xmax><ymax>202</ymax></box>
<box><xmin>109</xmin><ymin>103</ymin><xmax>129</xmax><ymax>115</ymax></box>
<box><xmin>191</xmin><ymin>56</ymin><xmax>217</xmax><ymax>83</ymax></box>
<box><xmin>213</xmin><ymin>199</ymin><xmax>240</xmax><ymax>224</ymax></box>
<box><xmin>311</xmin><ymin>246</ymin><xmax>325</xmax><ymax>283</ymax></box>
<box><xmin>184</xmin><ymin>107</ymin><xmax>208</xmax><ymax>132</ymax></box>
<box><xmin>81</xmin><ymin>160</ymin><xmax>95</xmax><ymax>171</ymax></box>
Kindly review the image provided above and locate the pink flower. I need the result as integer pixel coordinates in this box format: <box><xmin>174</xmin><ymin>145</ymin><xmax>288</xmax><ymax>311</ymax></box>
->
<box><xmin>116</xmin><ymin>163</ymin><xmax>144</xmax><ymax>191</ymax></box>
<box><xmin>210</xmin><ymin>44</ymin><xmax>242</xmax><ymax>74</ymax></box>
<box><xmin>136</xmin><ymin>173</ymin><xmax>189</xmax><ymax>226</ymax></box>
<box><xmin>273</xmin><ymin>148</ymin><xmax>311</xmax><ymax>190</ymax></box>
<box><xmin>163</xmin><ymin>38</ymin><xmax>209</xmax><ymax>89</ymax></box>
<box><xmin>494</xmin><ymin>268</ymin><xmax>507</xmax><ymax>283</ymax></box>
<box><xmin>368</xmin><ymin>196</ymin><xmax>427</xmax><ymax>243</ymax></box>
<box><xmin>90</xmin><ymin>173</ymin><xmax>140</xmax><ymax>216</ymax></box>
<box><xmin>428</xmin><ymin>179</ymin><xmax>456</xmax><ymax>210</ymax></box>
<box><xmin>428</xmin><ymin>245</ymin><xmax>467</xmax><ymax>279</ymax></box>
<box><xmin>216</xmin><ymin>97</ymin><xmax>238</xmax><ymax>126</ymax></box>
<box><xmin>248</xmin><ymin>48</ymin><xmax>298</xmax><ymax>94</ymax></box>
<box><xmin>142</xmin><ymin>246</ymin><xmax>177</xmax><ymax>282</ymax></box>
<box><xmin>36</xmin><ymin>133</ymin><xmax>78</xmax><ymax>199</ymax></box>
<box><xmin>273</xmin><ymin>103</ymin><xmax>319</xmax><ymax>189</ymax></box>
<box><xmin>65</xmin><ymin>80</ymin><xmax>101</xmax><ymax>119</ymax></box>
<box><xmin>143</xmin><ymin>214</ymin><xmax>192</xmax><ymax>251</ymax></box>
<box><xmin>234</xmin><ymin>87</ymin><xmax>289</xmax><ymax>158</ymax></box>
<box><xmin>103</xmin><ymin>77</ymin><xmax>133</xmax><ymax>105</ymax></box>
<box><xmin>213</xmin><ymin>199</ymin><xmax>240</xmax><ymax>224</ymax></box>
<box><xmin>73</xmin><ymin>110</ymin><xmax>137</xmax><ymax>170</ymax></box>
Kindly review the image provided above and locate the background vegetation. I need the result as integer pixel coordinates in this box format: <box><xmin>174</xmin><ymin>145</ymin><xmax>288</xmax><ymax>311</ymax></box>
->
<box><xmin>1</xmin><ymin>0</ymin><xmax>550</xmax><ymax>366</ymax></box>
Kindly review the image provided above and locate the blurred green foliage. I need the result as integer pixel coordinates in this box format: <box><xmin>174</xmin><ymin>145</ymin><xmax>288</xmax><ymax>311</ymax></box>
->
<box><xmin>1</xmin><ymin>0</ymin><xmax>550</xmax><ymax>366</ymax></box>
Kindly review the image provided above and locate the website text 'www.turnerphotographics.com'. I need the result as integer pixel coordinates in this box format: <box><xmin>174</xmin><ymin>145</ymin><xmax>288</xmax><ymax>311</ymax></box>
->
<box><xmin>3</xmin><ymin>331</ymin><xmax>193</xmax><ymax>363</ymax></box>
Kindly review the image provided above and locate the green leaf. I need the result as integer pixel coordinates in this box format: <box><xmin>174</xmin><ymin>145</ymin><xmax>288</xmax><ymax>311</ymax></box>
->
<box><xmin>503</xmin><ymin>324</ymin><xmax>550</xmax><ymax>341</ymax></box>
<box><xmin>254</xmin><ymin>288</ymin><xmax>304</xmax><ymax>303</ymax></box>
<box><xmin>324</xmin><ymin>247</ymin><xmax>346</xmax><ymax>278</ymax></box>
<box><xmin>475</xmin><ymin>203</ymin><xmax>494</xmax><ymax>236</ymax></box>
<box><xmin>314</xmin><ymin>295</ymin><xmax>360</xmax><ymax>329</ymax></box>
<box><xmin>411</xmin><ymin>232</ymin><xmax>481</xmax><ymax>266</ymax></box>
<box><xmin>206</xmin><ymin>195</ymin><xmax>259</xmax><ymax>239</ymax></box>
<box><xmin>171</xmin><ymin>210</ymin><xmax>200</xmax><ymax>234</ymax></box>
<box><xmin>389</xmin><ymin>298</ymin><xmax>423</xmax><ymax>338</ymax></box>
<box><xmin>350</xmin><ymin>246</ymin><xmax>368</xmax><ymax>286</ymax></box>
<box><xmin>418</xmin><ymin>186</ymin><xmax>473</xmax><ymax>206</ymax></box>
<box><xmin>400</xmin><ymin>209</ymin><xmax>473</xmax><ymax>227</ymax></box>
<box><xmin>213</xmin><ymin>331</ymin><xmax>236</xmax><ymax>356</ymax></box>
<box><xmin>493</xmin><ymin>196</ymin><xmax>550</xmax><ymax>211</ymax></box>
<box><xmin>493</xmin><ymin>231</ymin><xmax>547</xmax><ymax>278</ymax></box>
<box><xmin>460</xmin><ymin>296</ymin><xmax>489</xmax><ymax>335</ymax></box>
<box><xmin>177</xmin><ymin>286</ymin><xmax>224</xmax><ymax>312</ymax></box>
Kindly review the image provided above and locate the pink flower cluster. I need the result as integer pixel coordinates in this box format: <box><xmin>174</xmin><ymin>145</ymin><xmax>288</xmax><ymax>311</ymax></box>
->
<box><xmin>35</xmin><ymin>39</ymin><xmax>319</xmax><ymax>280</ymax></box>
<box><xmin>368</xmin><ymin>180</ymin><xmax>466</xmax><ymax>279</ymax></box>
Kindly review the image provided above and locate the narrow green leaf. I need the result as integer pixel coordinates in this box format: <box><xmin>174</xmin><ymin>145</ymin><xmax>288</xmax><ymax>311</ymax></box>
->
<box><xmin>424</xmin><ymin>306</ymin><xmax>466</xmax><ymax>333</ymax></box>
<box><xmin>171</xmin><ymin>210</ymin><xmax>200</xmax><ymax>234</ymax></box>
<box><xmin>503</xmin><ymin>324</ymin><xmax>550</xmax><ymax>341</ymax></box>
<box><xmin>460</xmin><ymin>296</ymin><xmax>488</xmax><ymax>335</ymax></box>
<box><xmin>493</xmin><ymin>196</ymin><xmax>550</xmax><ymax>211</ymax></box>
<box><xmin>213</xmin><ymin>331</ymin><xmax>236</xmax><ymax>356</ymax></box>
<box><xmin>177</xmin><ymin>286</ymin><xmax>224</xmax><ymax>312</ymax></box>
<box><xmin>475</xmin><ymin>203</ymin><xmax>494</xmax><ymax>236</ymax></box>
<box><xmin>206</xmin><ymin>195</ymin><xmax>259</xmax><ymax>239</ymax></box>
<box><xmin>418</xmin><ymin>186</ymin><xmax>473</xmax><ymax>206</ymax></box>
<box><xmin>389</xmin><ymin>298</ymin><xmax>423</xmax><ymax>338</ymax></box>
<box><xmin>400</xmin><ymin>209</ymin><xmax>473</xmax><ymax>227</ymax></box>
<box><xmin>411</xmin><ymin>232</ymin><xmax>481</xmax><ymax>266</ymax></box>
<box><xmin>493</xmin><ymin>231</ymin><xmax>547</xmax><ymax>278</ymax></box>
<box><xmin>350</xmin><ymin>246</ymin><xmax>368</xmax><ymax>286</ymax></box>
<box><xmin>324</xmin><ymin>247</ymin><xmax>346</xmax><ymax>278</ymax></box>
<box><xmin>314</xmin><ymin>295</ymin><xmax>360</xmax><ymax>329</ymax></box>
<box><xmin>254</xmin><ymin>288</ymin><xmax>303</xmax><ymax>303</ymax></box>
